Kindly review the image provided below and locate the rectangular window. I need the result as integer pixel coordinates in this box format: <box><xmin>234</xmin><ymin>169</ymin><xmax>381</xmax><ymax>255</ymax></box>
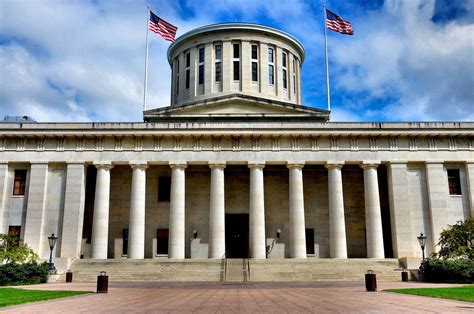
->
<box><xmin>198</xmin><ymin>64</ymin><xmax>204</xmax><ymax>85</ymax></box>
<box><xmin>8</xmin><ymin>226</ymin><xmax>21</xmax><ymax>239</ymax></box>
<box><xmin>185</xmin><ymin>52</ymin><xmax>191</xmax><ymax>89</ymax></box>
<box><xmin>215</xmin><ymin>45</ymin><xmax>222</xmax><ymax>60</ymax></box>
<box><xmin>268</xmin><ymin>64</ymin><xmax>274</xmax><ymax>85</ymax></box>
<box><xmin>122</xmin><ymin>229</ymin><xmax>129</xmax><ymax>255</ymax></box>
<box><xmin>268</xmin><ymin>48</ymin><xmax>274</xmax><ymax>63</ymax></box>
<box><xmin>215</xmin><ymin>62</ymin><xmax>222</xmax><ymax>82</ymax></box>
<box><xmin>215</xmin><ymin>45</ymin><xmax>222</xmax><ymax>82</ymax></box>
<box><xmin>252</xmin><ymin>62</ymin><xmax>258</xmax><ymax>82</ymax></box>
<box><xmin>157</xmin><ymin>229</ymin><xmax>169</xmax><ymax>255</ymax></box>
<box><xmin>282</xmin><ymin>52</ymin><xmax>288</xmax><ymax>89</ymax></box>
<box><xmin>251</xmin><ymin>45</ymin><xmax>258</xmax><ymax>60</ymax></box>
<box><xmin>175</xmin><ymin>59</ymin><xmax>180</xmax><ymax>94</ymax></box>
<box><xmin>186</xmin><ymin>52</ymin><xmax>190</xmax><ymax>68</ymax></box>
<box><xmin>185</xmin><ymin>70</ymin><xmax>190</xmax><ymax>89</ymax></box>
<box><xmin>198</xmin><ymin>47</ymin><xmax>205</xmax><ymax>85</ymax></box>
<box><xmin>13</xmin><ymin>169</ymin><xmax>27</xmax><ymax>196</ymax></box>
<box><xmin>233</xmin><ymin>43</ymin><xmax>240</xmax><ymax>58</ymax></box>
<box><xmin>199</xmin><ymin>47</ymin><xmax>205</xmax><ymax>63</ymax></box>
<box><xmin>158</xmin><ymin>176</ymin><xmax>171</xmax><ymax>202</ymax></box>
<box><xmin>447</xmin><ymin>169</ymin><xmax>462</xmax><ymax>195</ymax></box>
<box><xmin>233</xmin><ymin>61</ymin><xmax>240</xmax><ymax>80</ymax></box>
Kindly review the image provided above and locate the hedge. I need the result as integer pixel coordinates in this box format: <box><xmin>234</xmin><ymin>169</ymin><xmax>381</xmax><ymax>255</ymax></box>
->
<box><xmin>420</xmin><ymin>258</ymin><xmax>474</xmax><ymax>283</ymax></box>
<box><xmin>0</xmin><ymin>262</ymin><xmax>50</xmax><ymax>286</ymax></box>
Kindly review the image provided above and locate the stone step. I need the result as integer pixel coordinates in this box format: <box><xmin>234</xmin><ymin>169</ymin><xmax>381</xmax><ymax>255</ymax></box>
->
<box><xmin>61</xmin><ymin>258</ymin><xmax>402</xmax><ymax>283</ymax></box>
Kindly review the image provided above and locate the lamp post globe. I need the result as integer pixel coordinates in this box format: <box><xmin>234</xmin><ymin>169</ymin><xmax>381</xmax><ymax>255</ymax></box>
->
<box><xmin>48</xmin><ymin>233</ymin><xmax>58</xmax><ymax>273</ymax></box>
<box><xmin>417</xmin><ymin>233</ymin><xmax>427</xmax><ymax>260</ymax></box>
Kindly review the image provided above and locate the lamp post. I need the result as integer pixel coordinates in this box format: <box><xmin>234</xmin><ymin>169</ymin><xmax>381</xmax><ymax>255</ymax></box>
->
<box><xmin>417</xmin><ymin>233</ymin><xmax>427</xmax><ymax>260</ymax></box>
<box><xmin>48</xmin><ymin>233</ymin><xmax>58</xmax><ymax>274</ymax></box>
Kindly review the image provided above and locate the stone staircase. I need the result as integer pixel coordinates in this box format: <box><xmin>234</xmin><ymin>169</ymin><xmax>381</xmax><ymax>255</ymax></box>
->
<box><xmin>60</xmin><ymin>258</ymin><xmax>401</xmax><ymax>282</ymax></box>
<box><xmin>250</xmin><ymin>258</ymin><xmax>401</xmax><ymax>281</ymax></box>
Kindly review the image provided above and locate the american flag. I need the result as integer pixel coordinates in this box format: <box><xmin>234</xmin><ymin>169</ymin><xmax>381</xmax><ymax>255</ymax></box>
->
<box><xmin>149</xmin><ymin>10</ymin><xmax>177</xmax><ymax>42</ymax></box>
<box><xmin>326</xmin><ymin>9</ymin><xmax>353</xmax><ymax>35</ymax></box>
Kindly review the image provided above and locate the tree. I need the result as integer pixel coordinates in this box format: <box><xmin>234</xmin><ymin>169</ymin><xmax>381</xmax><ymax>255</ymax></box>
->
<box><xmin>437</xmin><ymin>219</ymin><xmax>474</xmax><ymax>260</ymax></box>
<box><xmin>0</xmin><ymin>233</ymin><xmax>38</xmax><ymax>264</ymax></box>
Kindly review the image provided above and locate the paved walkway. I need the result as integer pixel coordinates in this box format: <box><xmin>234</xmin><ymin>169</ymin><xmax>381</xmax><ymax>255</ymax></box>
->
<box><xmin>1</xmin><ymin>281</ymin><xmax>473</xmax><ymax>313</ymax></box>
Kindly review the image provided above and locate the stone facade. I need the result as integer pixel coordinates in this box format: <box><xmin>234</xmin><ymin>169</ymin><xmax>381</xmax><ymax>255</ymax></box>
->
<box><xmin>0</xmin><ymin>23</ymin><xmax>472</xmax><ymax>265</ymax></box>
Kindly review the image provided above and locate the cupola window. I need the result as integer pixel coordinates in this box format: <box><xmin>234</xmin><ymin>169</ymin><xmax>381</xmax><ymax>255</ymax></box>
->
<box><xmin>251</xmin><ymin>44</ymin><xmax>258</xmax><ymax>82</ymax></box>
<box><xmin>198</xmin><ymin>47</ymin><xmax>205</xmax><ymax>85</ymax></box>
<box><xmin>215</xmin><ymin>44</ymin><xmax>222</xmax><ymax>82</ymax></box>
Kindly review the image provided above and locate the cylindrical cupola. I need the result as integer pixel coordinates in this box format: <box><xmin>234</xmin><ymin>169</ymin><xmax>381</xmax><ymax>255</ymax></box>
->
<box><xmin>167</xmin><ymin>23</ymin><xmax>305</xmax><ymax>107</ymax></box>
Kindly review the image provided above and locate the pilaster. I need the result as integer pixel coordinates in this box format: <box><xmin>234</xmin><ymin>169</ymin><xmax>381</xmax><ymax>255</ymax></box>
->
<box><xmin>60</xmin><ymin>163</ymin><xmax>86</xmax><ymax>258</ymax></box>
<box><xmin>24</xmin><ymin>162</ymin><xmax>49</xmax><ymax>257</ymax></box>
<box><xmin>425</xmin><ymin>162</ymin><xmax>449</xmax><ymax>252</ymax></box>
<box><xmin>387</xmin><ymin>162</ymin><xmax>414</xmax><ymax>257</ymax></box>
<box><xmin>0</xmin><ymin>163</ymin><xmax>8</xmax><ymax>234</ymax></box>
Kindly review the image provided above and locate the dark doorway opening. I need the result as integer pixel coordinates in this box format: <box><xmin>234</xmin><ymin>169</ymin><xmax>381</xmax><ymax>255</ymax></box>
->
<box><xmin>225</xmin><ymin>214</ymin><xmax>249</xmax><ymax>258</ymax></box>
<box><xmin>306</xmin><ymin>228</ymin><xmax>314</xmax><ymax>254</ymax></box>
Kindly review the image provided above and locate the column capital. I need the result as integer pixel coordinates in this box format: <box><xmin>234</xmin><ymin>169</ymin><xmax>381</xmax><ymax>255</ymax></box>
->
<box><xmin>169</xmin><ymin>162</ymin><xmax>187</xmax><ymax>170</ymax></box>
<box><xmin>287</xmin><ymin>163</ymin><xmax>304</xmax><ymax>169</ymax></box>
<box><xmin>129</xmin><ymin>162</ymin><xmax>149</xmax><ymax>170</ymax></box>
<box><xmin>324</xmin><ymin>161</ymin><xmax>344</xmax><ymax>169</ymax></box>
<box><xmin>248</xmin><ymin>163</ymin><xmax>265</xmax><ymax>169</ymax></box>
<box><xmin>209</xmin><ymin>162</ymin><xmax>226</xmax><ymax>169</ymax></box>
<box><xmin>360</xmin><ymin>161</ymin><xmax>380</xmax><ymax>169</ymax></box>
<box><xmin>93</xmin><ymin>162</ymin><xmax>114</xmax><ymax>170</ymax></box>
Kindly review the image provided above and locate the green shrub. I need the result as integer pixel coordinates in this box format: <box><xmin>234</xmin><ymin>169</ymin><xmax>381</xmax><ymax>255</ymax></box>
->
<box><xmin>420</xmin><ymin>258</ymin><xmax>473</xmax><ymax>283</ymax></box>
<box><xmin>437</xmin><ymin>219</ymin><xmax>474</xmax><ymax>259</ymax></box>
<box><xmin>0</xmin><ymin>262</ymin><xmax>50</xmax><ymax>286</ymax></box>
<box><xmin>0</xmin><ymin>233</ymin><xmax>38</xmax><ymax>264</ymax></box>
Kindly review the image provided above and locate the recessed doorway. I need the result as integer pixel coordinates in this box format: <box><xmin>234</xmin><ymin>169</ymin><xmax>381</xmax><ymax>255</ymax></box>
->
<box><xmin>225</xmin><ymin>214</ymin><xmax>249</xmax><ymax>258</ymax></box>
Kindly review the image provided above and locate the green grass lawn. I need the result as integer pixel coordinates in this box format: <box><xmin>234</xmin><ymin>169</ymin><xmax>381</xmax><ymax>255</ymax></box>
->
<box><xmin>385</xmin><ymin>285</ymin><xmax>474</xmax><ymax>303</ymax></box>
<box><xmin>0</xmin><ymin>288</ymin><xmax>92</xmax><ymax>308</ymax></box>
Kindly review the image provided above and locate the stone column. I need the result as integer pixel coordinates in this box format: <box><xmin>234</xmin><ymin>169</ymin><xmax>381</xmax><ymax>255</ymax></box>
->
<box><xmin>0</xmin><ymin>163</ymin><xmax>9</xmax><ymax>234</ymax></box>
<box><xmin>425</xmin><ymin>162</ymin><xmax>449</xmax><ymax>253</ymax></box>
<box><xmin>249</xmin><ymin>163</ymin><xmax>266</xmax><ymax>259</ymax></box>
<box><xmin>91</xmin><ymin>163</ymin><xmax>114</xmax><ymax>259</ymax></box>
<box><xmin>209</xmin><ymin>163</ymin><xmax>226</xmax><ymax>259</ymax></box>
<box><xmin>361</xmin><ymin>162</ymin><xmax>385</xmax><ymax>258</ymax></box>
<box><xmin>465</xmin><ymin>162</ymin><xmax>474</xmax><ymax>219</ymax></box>
<box><xmin>387</xmin><ymin>162</ymin><xmax>414</xmax><ymax>258</ymax></box>
<box><xmin>60</xmin><ymin>163</ymin><xmax>86</xmax><ymax>258</ymax></box>
<box><xmin>169</xmin><ymin>163</ymin><xmax>187</xmax><ymax>259</ymax></box>
<box><xmin>287</xmin><ymin>164</ymin><xmax>306</xmax><ymax>259</ymax></box>
<box><xmin>128</xmin><ymin>163</ymin><xmax>148</xmax><ymax>259</ymax></box>
<box><xmin>325</xmin><ymin>162</ymin><xmax>347</xmax><ymax>258</ymax></box>
<box><xmin>23</xmin><ymin>163</ymin><xmax>49</xmax><ymax>257</ymax></box>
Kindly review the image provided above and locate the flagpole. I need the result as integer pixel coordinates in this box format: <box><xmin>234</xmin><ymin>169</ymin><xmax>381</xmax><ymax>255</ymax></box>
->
<box><xmin>143</xmin><ymin>5</ymin><xmax>150</xmax><ymax>113</ymax></box>
<box><xmin>323</xmin><ymin>4</ymin><xmax>331</xmax><ymax>113</ymax></box>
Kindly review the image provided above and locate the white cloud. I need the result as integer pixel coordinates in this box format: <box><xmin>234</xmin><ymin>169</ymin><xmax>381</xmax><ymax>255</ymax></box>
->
<box><xmin>330</xmin><ymin>0</ymin><xmax>474</xmax><ymax>121</ymax></box>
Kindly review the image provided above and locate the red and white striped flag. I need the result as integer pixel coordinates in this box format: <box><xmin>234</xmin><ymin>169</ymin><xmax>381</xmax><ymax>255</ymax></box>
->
<box><xmin>326</xmin><ymin>9</ymin><xmax>353</xmax><ymax>35</ymax></box>
<box><xmin>149</xmin><ymin>10</ymin><xmax>177</xmax><ymax>42</ymax></box>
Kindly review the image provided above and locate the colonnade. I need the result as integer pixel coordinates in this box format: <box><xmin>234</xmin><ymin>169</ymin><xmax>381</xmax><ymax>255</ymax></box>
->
<box><xmin>90</xmin><ymin>162</ymin><xmax>386</xmax><ymax>259</ymax></box>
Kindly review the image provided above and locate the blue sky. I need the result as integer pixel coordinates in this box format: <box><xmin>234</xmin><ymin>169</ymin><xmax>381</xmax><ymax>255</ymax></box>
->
<box><xmin>0</xmin><ymin>0</ymin><xmax>473</xmax><ymax>122</ymax></box>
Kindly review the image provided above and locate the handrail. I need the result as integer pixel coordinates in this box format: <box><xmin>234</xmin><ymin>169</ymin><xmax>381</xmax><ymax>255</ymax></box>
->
<box><xmin>247</xmin><ymin>258</ymin><xmax>250</xmax><ymax>281</ymax></box>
